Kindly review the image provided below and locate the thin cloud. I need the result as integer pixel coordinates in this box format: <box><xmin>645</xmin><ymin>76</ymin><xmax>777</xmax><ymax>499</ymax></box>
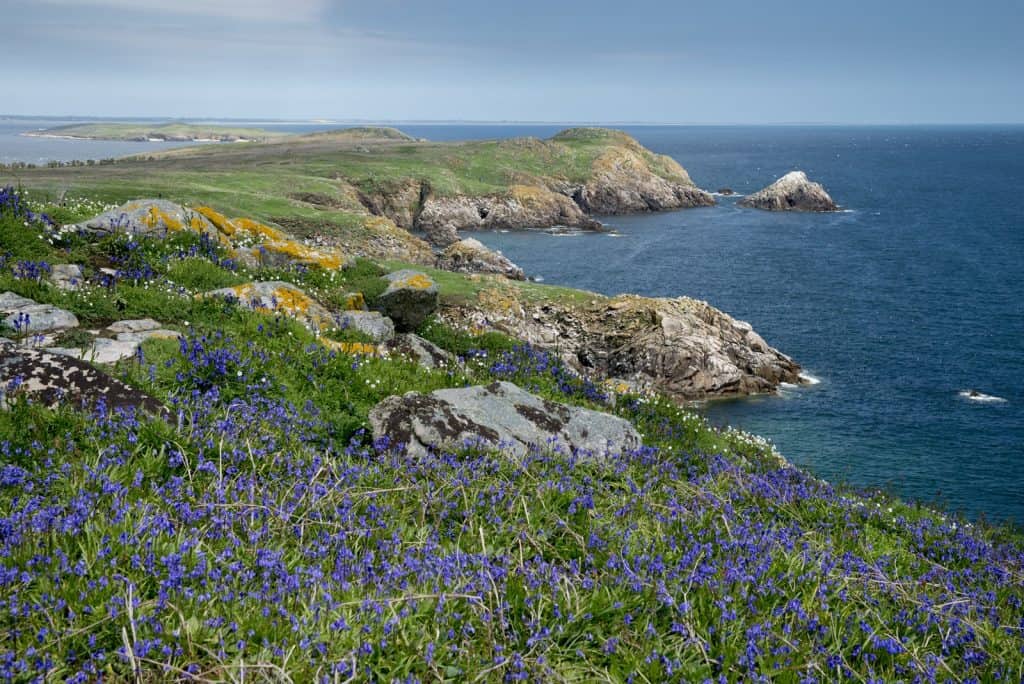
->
<box><xmin>34</xmin><ymin>0</ymin><xmax>330</xmax><ymax>22</ymax></box>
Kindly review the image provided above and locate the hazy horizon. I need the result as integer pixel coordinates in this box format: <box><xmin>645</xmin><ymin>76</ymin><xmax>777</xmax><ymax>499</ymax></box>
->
<box><xmin>3</xmin><ymin>0</ymin><xmax>1023</xmax><ymax>124</ymax></box>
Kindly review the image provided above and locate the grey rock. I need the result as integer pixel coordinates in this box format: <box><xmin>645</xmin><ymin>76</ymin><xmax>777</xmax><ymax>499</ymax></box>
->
<box><xmin>1</xmin><ymin>292</ymin><xmax>79</xmax><ymax>334</ymax></box>
<box><xmin>738</xmin><ymin>171</ymin><xmax>839</xmax><ymax>212</ymax></box>
<box><xmin>74</xmin><ymin>199</ymin><xmax>220</xmax><ymax>238</ymax></box>
<box><xmin>335</xmin><ymin>311</ymin><xmax>395</xmax><ymax>342</ymax></box>
<box><xmin>436</xmin><ymin>238</ymin><xmax>525</xmax><ymax>280</ymax></box>
<box><xmin>377</xmin><ymin>270</ymin><xmax>439</xmax><ymax>332</ymax></box>
<box><xmin>369</xmin><ymin>380</ymin><xmax>641</xmax><ymax>458</ymax></box>
<box><xmin>49</xmin><ymin>264</ymin><xmax>85</xmax><ymax>291</ymax></box>
<box><xmin>423</xmin><ymin>222</ymin><xmax>461</xmax><ymax>249</ymax></box>
<box><xmin>107</xmin><ymin>318</ymin><xmax>162</xmax><ymax>334</ymax></box>
<box><xmin>1</xmin><ymin>339</ymin><xmax>165</xmax><ymax>415</ymax></box>
<box><xmin>383</xmin><ymin>333</ymin><xmax>455</xmax><ymax>369</ymax></box>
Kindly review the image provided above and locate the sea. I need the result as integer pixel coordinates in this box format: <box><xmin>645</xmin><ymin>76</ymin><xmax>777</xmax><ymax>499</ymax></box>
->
<box><xmin>2</xmin><ymin>117</ymin><xmax>1022</xmax><ymax>524</ymax></box>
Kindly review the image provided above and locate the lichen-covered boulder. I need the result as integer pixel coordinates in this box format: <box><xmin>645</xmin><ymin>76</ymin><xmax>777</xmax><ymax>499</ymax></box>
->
<box><xmin>383</xmin><ymin>333</ymin><xmax>455</xmax><ymax>369</ymax></box>
<box><xmin>204</xmin><ymin>281</ymin><xmax>334</xmax><ymax>329</ymax></box>
<box><xmin>335</xmin><ymin>311</ymin><xmax>395</xmax><ymax>342</ymax></box>
<box><xmin>0</xmin><ymin>339</ymin><xmax>165</xmax><ymax>415</ymax></box>
<box><xmin>369</xmin><ymin>380</ymin><xmax>641</xmax><ymax>458</ymax></box>
<box><xmin>738</xmin><ymin>171</ymin><xmax>838</xmax><ymax>212</ymax></box>
<box><xmin>1</xmin><ymin>292</ymin><xmax>79</xmax><ymax>334</ymax></box>
<box><xmin>436</xmin><ymin>238</ymin><xmax>525</xmax><ymax>280</ymax></box>
<box><xmin>74</xmin><ymin>199</ymin><xmax>222</xmax><ymax>240</ymax></box>
<box><xmin>377</xmin><ymin>270</ymin><xmax>439</xmax><ymax>332</ymax></box>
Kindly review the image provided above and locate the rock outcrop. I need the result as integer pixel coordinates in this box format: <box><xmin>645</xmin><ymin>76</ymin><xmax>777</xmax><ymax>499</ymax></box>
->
<box><xmin>1</xmin><ymin>292</ymin><xmax>79</xmax><ymax>335</ymax></box>
<box><xmin>0</xmin><ymin>339</ymin><xmax>165</xmax><ymax>415</ymax></box>
<box><xmin>440</xmin><ymin>284</ymin><xmax>803</xmax><ymax>401</ymax></box>
<box><xmin>377</xmin><ymin>271</ymin><xmax>439</xmax><ymax>332</ymax></box>
<box><xmin>417</xmin><ymin>185</ymin><xmax>602</xmax><ymax>238</ymax></box>
<box><xmin>738</xmin><ymin>171</ymin><xmax>839</xmax><ymax>212</ymax></box>
<box><xmin>336</xmin><ymin>311</ymin><xmax>395</xmax><ymax>342</ymax></box>
<box><xmin>369</xmin><ymin>381</ymin><xmax>641</xmax><ymax>458</ymax></box>
<box><xmin>204</xmin><ymin>281</ymin><xmax>335</xmax><ymax>330</ymax></box>
<box><xmin>436</xmin><ymin>238</ymin><xmax>525</xmax><ymax>280</ymax></box>
<box><xmin>75</xmin><ymin>201</ymin><xmax>354</xmax><ymax>270</ymax></box>
<box><xmin>383</xmin><ymin>333</ymin><xmax>455</xmax><ymax>369</ymax></box>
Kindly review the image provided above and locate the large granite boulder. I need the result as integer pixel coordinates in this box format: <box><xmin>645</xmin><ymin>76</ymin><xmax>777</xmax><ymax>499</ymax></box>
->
<box><xmin>369</xmin><ymin>381</ymin><xmax>641</xmax><ymax>458</ymax></box>
<box><xmin>204</xmin><ymin>281</ymin><xmax>334</xmax><ymax>329</ymax></box>
<box><xmin>377</xmin><ymin>270</ymin><xmax>439</xmax><ymax>332</ymax></box>
<box><xmin>74</xmin><ymin>199</ymin><xmax>222</xmax><ymax>239</ymax></box>
<box><xmin>436</xmin><ymin>238</ymin><xmax>525</xmax><ymax>280</ymax></box>
<box><xmin>738</xmin><ymin>171</ymin><xmax>839</xmax><ymax>212</ymax></box>
<box><xmin>1</xmin><ymin>292</ymin><xmax>79</xmax><ymax>335</ymax></box>
<box><xmin>0</xmin><ymin>339</ymin><xmax>165</xmax><ymax>415</ymax></box>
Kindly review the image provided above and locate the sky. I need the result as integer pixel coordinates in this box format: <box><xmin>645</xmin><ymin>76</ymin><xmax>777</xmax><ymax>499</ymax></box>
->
<box><xmin>2</xmin><ymin>0</ymin><xmax>1022</xmax><ymax>123</ymax></box>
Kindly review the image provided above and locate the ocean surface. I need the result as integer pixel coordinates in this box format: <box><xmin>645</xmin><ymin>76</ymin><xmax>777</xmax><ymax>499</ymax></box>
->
<box><xmin>2</xmin><ymin>118</ymin><xmax>1022</xmax><ymax>524</ymax></box>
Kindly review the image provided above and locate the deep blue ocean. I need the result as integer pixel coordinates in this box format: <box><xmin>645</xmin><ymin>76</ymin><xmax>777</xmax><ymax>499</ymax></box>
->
<box><xmin>3</xmin><ymin>119</ymin><xmax>1022</xmax><ymax>524</ymax></box>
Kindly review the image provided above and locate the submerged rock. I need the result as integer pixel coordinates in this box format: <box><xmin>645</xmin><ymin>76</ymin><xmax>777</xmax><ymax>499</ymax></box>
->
<box><xmin>369</xmin><ymin>380</ymin><xmax>641</xmax><ymax>458</ymax></box>
<box><xmin>377</xmin><ymin>270</ymin><xmax>439</xmax><ymax>332</ymax></box>
<box><xmin>436</xmin><ymin>238</ymin><xmax>525</xmax><ymax>280</ymax></box>
<box><xmin>738</xmin><ymin>171</ymin><xmax>838</xmax><ymax>212</ymax></box>
<box><xmin>0</xmin><ymin>339</ymin><xmax>165</xmax><ymax>415</ymax></box>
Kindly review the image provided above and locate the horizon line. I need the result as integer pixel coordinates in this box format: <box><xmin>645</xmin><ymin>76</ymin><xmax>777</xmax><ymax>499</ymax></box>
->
<box><xmin>3</xmin><ymin>114</ymin><xmax>1024</xmax><ymax>127</ymax></box>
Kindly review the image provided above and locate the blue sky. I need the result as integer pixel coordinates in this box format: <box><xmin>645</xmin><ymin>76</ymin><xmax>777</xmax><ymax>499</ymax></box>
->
<box><xmin>3</xmin><ymin>0</ymin><xmax>1022</xmax><ymax>123</ymax></box>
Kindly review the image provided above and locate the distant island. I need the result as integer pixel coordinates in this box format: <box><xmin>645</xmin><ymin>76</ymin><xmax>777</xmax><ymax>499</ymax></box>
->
<box><xmin>22</xmin><ymin>121</ymin><xmax>291</xmax><ymax>143</ymax></box>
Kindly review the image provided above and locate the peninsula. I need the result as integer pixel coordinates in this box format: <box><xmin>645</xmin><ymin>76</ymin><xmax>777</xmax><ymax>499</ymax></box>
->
<box><xmin>23</xmin><ymin>121</ymin><xmax>290</xmax><ymax>143</ymax></box>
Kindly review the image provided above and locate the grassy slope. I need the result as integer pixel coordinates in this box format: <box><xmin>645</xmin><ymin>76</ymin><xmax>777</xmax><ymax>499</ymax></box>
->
<box><xmin>0</xmin><ymin>191</ymin><xmax>1022</xmax><ymax>681</ymax></box>
<box><xmin>25</xmin><ymin>122</ymin><xmax>289</xmax><ymax>141</ymax></box>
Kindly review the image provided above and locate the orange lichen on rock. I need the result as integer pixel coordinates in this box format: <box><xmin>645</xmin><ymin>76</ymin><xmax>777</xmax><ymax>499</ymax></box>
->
<box><xmin>343</xmin><ymin>292</ymin><xmax>366</xmax><ymax>310</ymax></box>
<box><xmin>392</xmin><ymin>273</ymin><xmax>434</xmax><ymax>290</ymax></box>
<box><xmin>269</xmin><ymin>285</ymin><xmax>313</xmax><ymax>315</ymax></box>
<box><xmin>261</xmin><ymin>240</ymin><xmax>351</xmax><ymax>270</ymax></box>
<box><xmin>195</xmin><ymin>206</ymin><xmax>237</xmax><ymax>236</ymax></box>
<box><xmin>142</xmin><ymin>206</ymin><xmax>184</xmax><ymax>232</ymax></box>
<box><xmin>321</xmin><ymin>339</ymin><xmax>378</xmax><ymax>356</ymax></box>
<box><xmin>231</xmin><ymin>217</ymin><xmax>287</xmax><ymax>241</ymax></box>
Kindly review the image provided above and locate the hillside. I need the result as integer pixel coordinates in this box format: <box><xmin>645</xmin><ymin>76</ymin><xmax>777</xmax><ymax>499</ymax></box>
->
<box><xmin>0</xmin><ymin>186</ymin><xmax>1022</xmax><ymax>681</ymax></box>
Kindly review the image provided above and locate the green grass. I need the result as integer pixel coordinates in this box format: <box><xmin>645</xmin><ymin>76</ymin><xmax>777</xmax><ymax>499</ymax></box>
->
<box><xmin>26</xmin><ymin>122</ymin><xmax>289</xmax><ymax>142</ymax></box>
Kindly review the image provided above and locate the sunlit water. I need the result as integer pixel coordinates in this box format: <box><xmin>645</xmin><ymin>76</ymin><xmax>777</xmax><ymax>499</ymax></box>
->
<box><xmin>2</xmin><ymin>119</ymin><xmax>1022</xmax><ymax>523</ymax></box>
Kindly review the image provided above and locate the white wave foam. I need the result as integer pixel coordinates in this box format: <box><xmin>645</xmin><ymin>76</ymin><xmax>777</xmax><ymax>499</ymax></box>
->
<box><xmin>532</xmin><ymin>275</ymin><xmax>545</xmax><ymax>283</ymax></box>
<box><xmin>798</xmin><ymin>372</ymin><xmax>821</xmax><ymax>385</ymax></box>
<box><xmin>959</xmin><ymin>390</ymin><xmax>1007</xmax><ymax>403</ymax></box>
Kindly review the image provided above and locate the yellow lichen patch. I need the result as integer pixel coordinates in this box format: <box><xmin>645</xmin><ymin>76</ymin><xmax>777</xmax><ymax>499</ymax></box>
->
<box><xmin>262</xmin><ymin>240</ymin><xmax>349</xmax><ymax>270</ymax></box>
<box><xmin>343</xmin><ymin>293</ymin><xmax>366</xmax><ymax>311</ymax></box>
<box><xmin>270</xmin><ymin>286</ymin><xmax>313</xmax><ymax>314</ymax></box>
<box><xmin>231</xmin><ymin>217</ymin><xmax>287</xmax><ymax>241</ymax></box>
<box><xmin>195</xmin><ymin>206</ymin><xmax>237</xmax><ymax>236</ymax></box>
<box><xmin>477</xmin><ymin>287</ymin><xmax>523</xmax><ymax>315</ymax></box>
<box><xmin>143</xmin><ymin>206</ymin><xmax>184</xmax><ymax>232</ymax></box>
<box><xmin>320</xmin><ymin>339</ymin><xmax>378</xmax><ymax>356</ymax></box>
<box><xmin>392</xmin><ymin>273</ymin><xmax>434</xmax><ymax>290</ymax></box>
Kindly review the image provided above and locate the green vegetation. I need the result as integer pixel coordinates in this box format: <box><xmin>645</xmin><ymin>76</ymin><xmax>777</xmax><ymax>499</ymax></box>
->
<box><xmin>1</xmin><ymin>184</ymin><xmax>1022</xmax><ymax>682</ymax></box>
